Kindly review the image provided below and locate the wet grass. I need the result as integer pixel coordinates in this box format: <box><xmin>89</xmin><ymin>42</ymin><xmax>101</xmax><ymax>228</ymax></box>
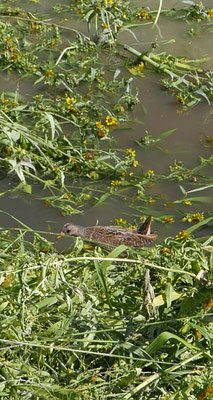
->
<box><xmin>0</xmin><ymin>1</ymin><xmax>213</xmax><ymax>398</ymax></box>
<box><xmin>0</xmin><ymin>224</ymin><xmax>212</xmax><ymax>399</ymax></box>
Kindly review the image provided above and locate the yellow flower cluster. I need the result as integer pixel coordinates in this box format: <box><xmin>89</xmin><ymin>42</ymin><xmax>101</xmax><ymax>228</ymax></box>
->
<box><xmin>96</xmin><ymin>121</ymin><xmax>104</xmax><ymax>129</ymax></box>
<box><xmin>176</xmin><ymin>230</ymin><xmax>190</xmax><ymax>240</ymax></box>
<box><xmin>182</xmin><ymin>200</ymin><xmax>192</xmax><ymax>206</ymax></box>
<box><xmin>95</xmin><ymin>116</ymin><xmax>117</xmax><ymax>138</ymax></box>
<box><xmin>182</xmin><ymin>213</ymin><xmax>204</xmax><ymax>223</ymax></box>
<box><xmin>126</xmin><ymin>148</ymin><xmax>136</xmax><ymax>157</ymax></box>
<box><xmin>136</xmin><ymin>62</ymin><xmax>144</xmax><ymax>72</ymax></box>
<box><xmin>208</xmin><ymin>9</ymin><xmax>213</xmax><ymax>17</ymax></box>
<box><xmin>105</xmin><ymin>115</ymin><xmax>118</xmax><ymax>126</ymax></box>
<box><xmin>177</xmin><ymin>94</ymin><xmax>185</xmax><ymax>105</ymax></box>
<box><xmin>137</xmin><ymin>10</ymin><xmax>149</xmax><ymax>19</ymax></box>
<box><xmin>115</xmin><ymin>218</ymin><xmax>127</xmax><ymax>225</ymax></box>
<box><xmin>1</xmin><ymin>99</ymin><xmax>17</xmax><ymax>113</ymax></box>
<box><xmin>132</xmin><ymin>160</ymin><xmax>138</xmax><ymax>167</ymax></box>
<box><xmin>111</xmin><ymin>180</ymin><xmax>121</xmax><ymax>186</ymax></box>
<box><xmin>95</xmin><ymin>120</ymin><xmax>109</xmax><ymax>138</ymax></box>
<box><xmin>162</xmin><ymin>217</ymin><xmax>175</xmax><ymax>224</ymax></box>
<box><xmin>10</xmin><ymin>52</ymin><xmax>19</xmax><ymax>62</ymax></box>
<box><xmin>46</xmin><ymin>69</ymin><xmax>54</xmax><ymax>77</ymax></box>
<box><xmin>66</xmin><ymin>97</ymin><xmax>76</xmax><ymax>106</ymax></box>
<box><xmin>160</xmin><ymin>247</ymin><xmax>173</xmax><ymax>255</ymax></box>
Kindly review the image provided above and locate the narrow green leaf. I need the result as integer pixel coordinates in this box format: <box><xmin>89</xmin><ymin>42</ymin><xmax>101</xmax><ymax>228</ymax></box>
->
<box><xmin>94</xmin><ymin>260</ymin><xmax>113</xmax><ymax>309</ymax></box>
<box><xmin>165</xmin><ymin>283</ymin><xmax>173</xmax><ymax>308</ymax></box>
<box><xmin>187</xmin><ymin>217</ymin><xmax>213</xmax><ymax>233</ymax></box>
<box><xmin>37</xmin><ymin>296</ymin><xmax>58</xmax><ymax>309</ymax></box>
<box><xmin>95</xmin><ymin>192</ymin><xmax>111</xmax><ymax>206</ymax></box>
<box><xmin>156</xmin><ymin>128</ymin><xmax>177</xmax><ymax>141</ymax></box>
<box><xmin>146</xmin><ymin>331</ymin><xmax>200</xmax><ymax>356</ymax></box>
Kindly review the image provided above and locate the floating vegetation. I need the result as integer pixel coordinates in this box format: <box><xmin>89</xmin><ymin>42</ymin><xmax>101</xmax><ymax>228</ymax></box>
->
<box><xmin>125</xmin><ymin>46</ymin><xmax>213</xmax><ymax>108</ymax></box>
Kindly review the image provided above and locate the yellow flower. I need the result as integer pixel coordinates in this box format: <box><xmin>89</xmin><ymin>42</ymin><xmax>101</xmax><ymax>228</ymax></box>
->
<box><xmin>176</xmin><ymin>230</ymin><xmax>190</xmax><ymax>240</ymax></box>
<box><xmin>33</xmin><ymin>94</ymin><xmax>42</xmax><ymax>99</ymax></box>
<box><xmin>160</xmin><ymin>247</ymin><xmax>173</xmax><ymax>255</ymax></box>
<box><xmin>101</xmin><ymin>23</ymin><xmax>108</xmax><ymax>28</ymax></box>
<box><xmin>10</xmin><ymin>52</ymin><xmax>19</xmax><ymax>62</ymax></box>
<box><xmin>111</xmin><ymin>180</ymin><xmax>121</xmax><ymax>186</ymax></box>
<box><xmin>146</xmin><ymin>199</ymin><xmax>156</xmax><ymax>205</ymax></box>
<box><xmin>177</xmin><ymin>95</ymin><xmax>185</xmax><ymax>105</ymax></box>
<box><xmin>162</xmin><ymin>217</ymin><xmax>175</xmax><ymax>224</ymax></box>
<box><xmin>137</xmin><ymin>10</ymin><xmax>149</xmax><ymax>19</ymax></box>
<box><xmin>105</xmin><ymin>0</ymin><xmax>114</xmax><ymax>4</ymax></box>
<box><xmin>192</xmin><ymin>213</ymin><xmax>204</xmax><ymax>222</ymax></box>
<box><xmin>96</xmin><ymin>121</ymin><xmax>104</xmax><ymax>129</ymax></box>
<box><xmin>115</xmin><ymin>218</ymin><xmax>127</xmax><ymax>225</ymax></box>
<box><xmin>106</xmin><ymin>115</ymin><xmax>118</xmax><ymax>126</ymax></box>
<box><xmin>208</xmin><ymin>9</ymin><xmax>213</xmax><ymax>17</ymax></box>
<box><xmin>182</xmin><ymin>200</ymin><xmax>192</xmax><ymax>206</ymax></box>
<box><xmin>91</xmin><ymin>375</ymin><xmax>98</xmax><ymax>382</ymax></box>
<box><xmin>136</xmin><ymin>61</ymin><xmax>144</xmax><ymax>71</ymax></box>
<box><xmin>147</xmin><ymin>169</ymin><xmax>154</xmax><ymax>177</ymax></box>
<box><xmin>98</xmin><ymin>128</ymin><xmax>109</xmax><ymax>138</ymax></box>
<box><xmin>182</xmin><ymin>213</ymin><xmax>204</xmax><ymax>223</ymax></box>
<box><xmin>126</xmin><ymin>148</ymin><xmax>136</xmax><ymax>157</ymax></box>
<box><xmin>46</xmin><ymin>69</ymin><xmax>54</xmax><ymax>77</ymax></box>
<box><xmin>132</xmin><ymin>160</ymin><xmax>138</xmax><ymax>167</ymax></box>
<box><xmin>66</xmin><ymin>97</ymin><xmax>76</xmax><ymax>106</ymax></box>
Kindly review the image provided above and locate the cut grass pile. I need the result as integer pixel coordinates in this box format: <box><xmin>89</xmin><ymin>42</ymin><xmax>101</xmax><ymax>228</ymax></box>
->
<box><xmin>0</xmin><ymin>227</ymin><xmax>212</xmax><ymax>399</ymax></box>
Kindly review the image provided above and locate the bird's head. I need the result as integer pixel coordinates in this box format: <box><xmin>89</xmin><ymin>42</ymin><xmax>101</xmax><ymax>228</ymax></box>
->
<box><xmin>60</xmin><ymin>223</ymin><xmax>79</xmax><ymax>236</ymax></box>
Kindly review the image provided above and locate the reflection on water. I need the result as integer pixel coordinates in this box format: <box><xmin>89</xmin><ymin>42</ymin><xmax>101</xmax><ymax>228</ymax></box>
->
<box><xmin>0</xmin><ymin>0</ymin><xmax>212</xmax><ymax>244</ymax></box>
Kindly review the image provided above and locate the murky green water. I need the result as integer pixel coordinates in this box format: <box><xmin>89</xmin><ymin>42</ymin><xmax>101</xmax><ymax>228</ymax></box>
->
<box><xmin>0</xmin><ymin>0</ymin><xmax>212</xmax><ymax>245</ymax></box>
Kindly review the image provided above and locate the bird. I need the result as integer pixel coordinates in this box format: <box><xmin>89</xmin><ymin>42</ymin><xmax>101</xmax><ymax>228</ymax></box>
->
<box><xmin>60</xmin><ymin>216</ymin><xmax>157</xmax><ymax>248</ymax></box>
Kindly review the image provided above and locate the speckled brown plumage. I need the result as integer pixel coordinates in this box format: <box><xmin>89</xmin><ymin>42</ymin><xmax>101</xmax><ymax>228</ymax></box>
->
<box><xmin>61</xmin><ymin>216</ymin><xmax>157</xmax><ymax>248</ymax></box>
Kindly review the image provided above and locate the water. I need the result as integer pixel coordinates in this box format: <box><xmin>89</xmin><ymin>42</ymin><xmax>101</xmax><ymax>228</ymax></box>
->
<box><xmin>0</xmin><ymin>0</ymin><xmax>212</xmax><ymax>245</ymax></box>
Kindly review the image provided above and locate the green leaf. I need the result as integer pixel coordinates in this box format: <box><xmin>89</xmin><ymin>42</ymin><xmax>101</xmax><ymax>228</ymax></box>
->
<box><xmin>95</xmin><ymin>192</ymin><xmax>111</xmax><ymax>206</ymax></box>
<box><xmin>165</xmin><ymin>283</ymin><xmax>173</xmax><ymax>308</ymax></box>
<box><xmin>100</xmin><ymin>245</ymin><xmax>127</xmax><ymax>274</ymax></box>
<box><xmin>94</xmin><ymin>260</ymin><xmax>113</xmax><ymax>309</ymax></box>
<box><xmin>23</xmin><ymin>184</ymin><xmax>32</xmax><ymax>194</ymax></box>
<box><xmin>44</xmin><ymin>112</ymin><xmax>56</xmax><ymax>140</ymax></box>
<box><xmin>146</xmin><ymin>331</ymin><xmax>200</xmax><ymax>356</ymax></box>
<box><xmin>37</xmin><ymin>296</ymin><xmax>58</xmax><ymax>309</ymax></box>
<box><xmin>155</xmin><ymin>128</ymin><xmax>177</xmax><ymax>141</ymax></box>
<box><xmin>187</xmin><ymin>217</ymin><xmax>213</xmax><ymax>233</ymax></box>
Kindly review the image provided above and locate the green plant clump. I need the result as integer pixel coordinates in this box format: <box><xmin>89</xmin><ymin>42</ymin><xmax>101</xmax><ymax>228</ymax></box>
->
<box><xmin>0</xmin><ymin>227</ymin><xmax>212</xmax><ymax>399</ymax></box>
<box><xmin>0</xmin><ymin>2</ymin><xmax>213</xmax><ymax>398</ymax></box>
